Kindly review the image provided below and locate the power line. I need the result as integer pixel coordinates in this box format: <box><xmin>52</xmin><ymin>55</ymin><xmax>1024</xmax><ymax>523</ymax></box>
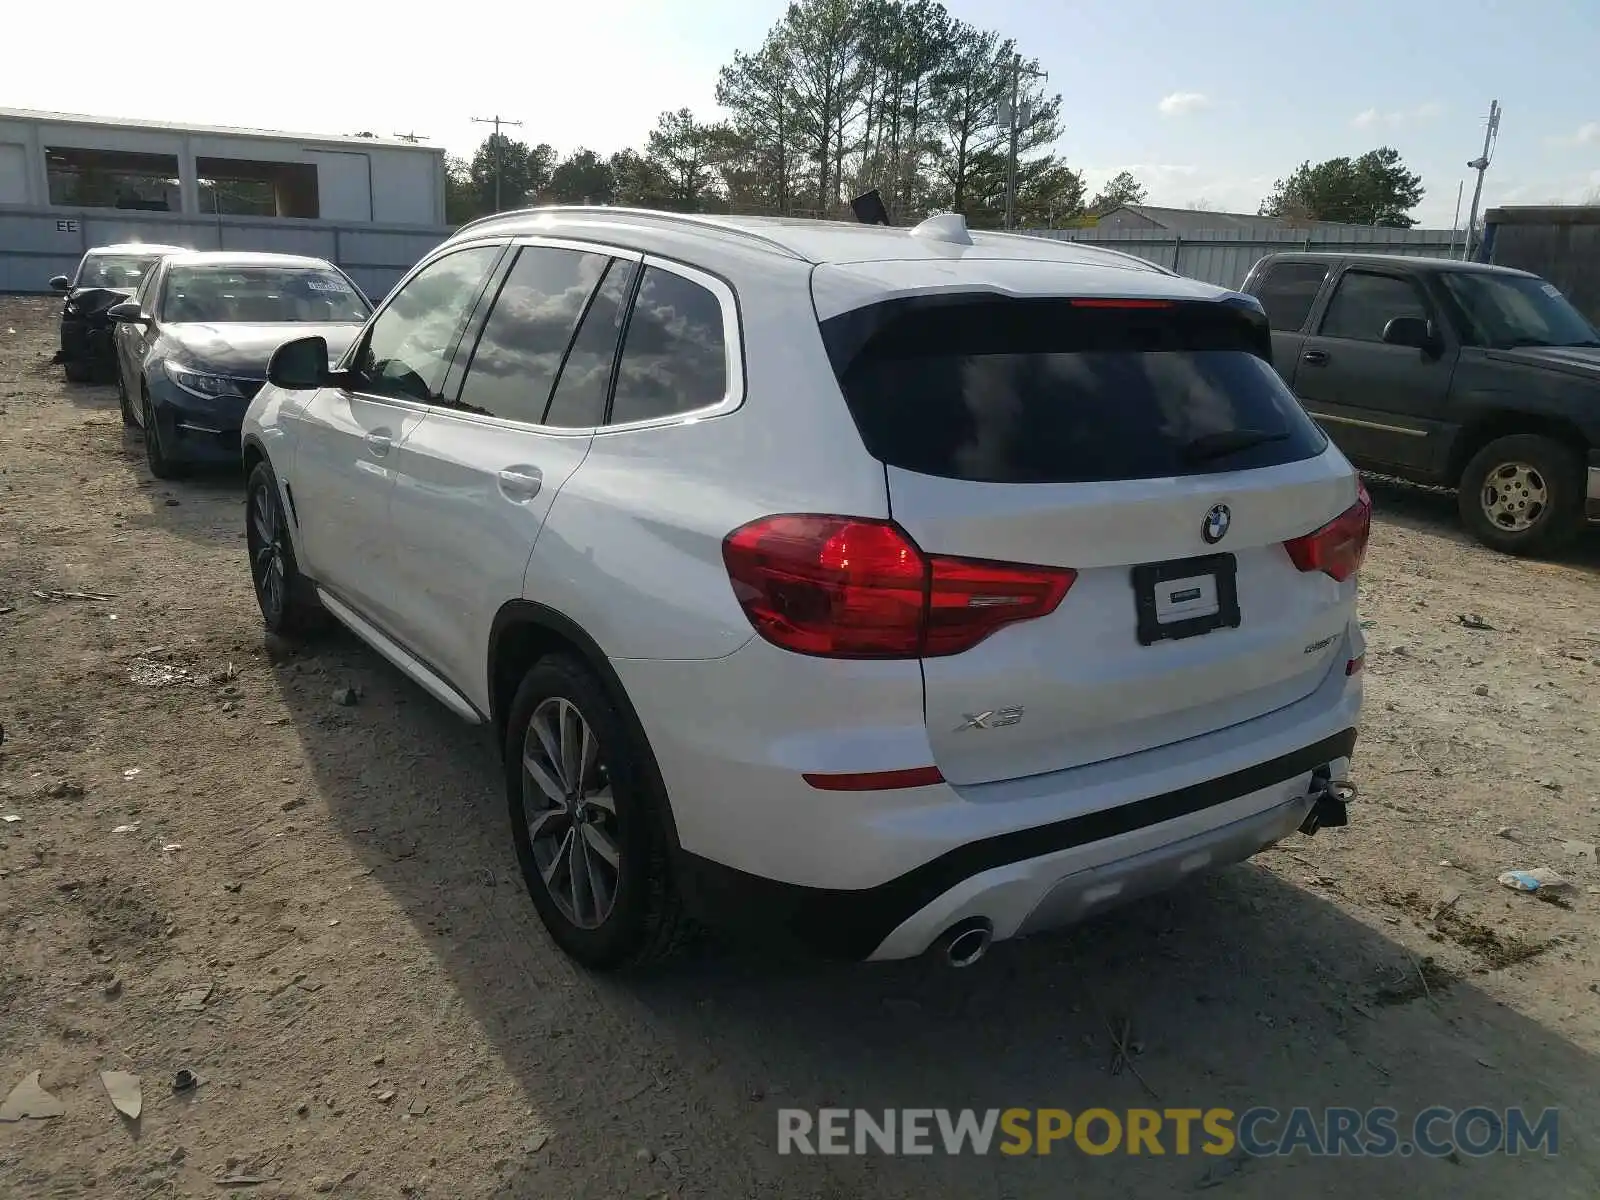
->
<box><xmin>470</xmin><ymin>115</ymin><xmax>525</xmax><ymax>213</ymax></box>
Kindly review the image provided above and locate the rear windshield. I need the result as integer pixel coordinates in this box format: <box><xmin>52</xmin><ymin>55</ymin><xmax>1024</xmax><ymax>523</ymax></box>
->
<box><xmin>820</xmin><ymin>296</ymin><xmax>1328</xmax><ymax>484</ymax></box>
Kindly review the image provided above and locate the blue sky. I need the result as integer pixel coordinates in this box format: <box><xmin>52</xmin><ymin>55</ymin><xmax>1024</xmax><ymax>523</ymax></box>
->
<box><xmin>8</xmin><ymin>0</ymin><xmax>1598</xmax><ymax>226</ymax></box>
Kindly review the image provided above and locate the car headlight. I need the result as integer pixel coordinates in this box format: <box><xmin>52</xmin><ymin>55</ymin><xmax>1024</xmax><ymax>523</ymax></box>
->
<box><xmin>166</xmin><ymin>362</ymin><xmax>245</xmax><ymax>400</ymax></box>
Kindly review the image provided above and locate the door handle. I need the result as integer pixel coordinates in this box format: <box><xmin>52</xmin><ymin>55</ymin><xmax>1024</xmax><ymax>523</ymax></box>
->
<box><xmin>364</xmin><ymin>430</ymin><xmax>393</xmax><ymax>457</ymax></box>
<box><xmin>497</xmin><ymin>466</ymin><xmax>543</xmax><ymax>502</ymax></box>
<box><xmin>1301</xmin><ymin>350</ymin><xmax>1330</xmax><ymax>366</ymax></box>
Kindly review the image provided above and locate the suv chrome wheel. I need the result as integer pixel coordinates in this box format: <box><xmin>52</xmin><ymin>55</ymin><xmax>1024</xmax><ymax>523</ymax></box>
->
<box><xmin>521</xmin><ymin>696</ymin><xmax>620</xmax><ymax>930</ymax></box>
<box><xmin>1479</xmin><ymin>460</ymin><xmax>1547</xmax><ymax>533</ymax></box>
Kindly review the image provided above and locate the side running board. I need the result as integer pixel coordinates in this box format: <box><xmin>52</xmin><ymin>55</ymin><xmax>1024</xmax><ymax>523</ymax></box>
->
<box><xmin>316</xmin><ymin>590</ymin><xmax>483</xmax><ymax>725</ymax></box>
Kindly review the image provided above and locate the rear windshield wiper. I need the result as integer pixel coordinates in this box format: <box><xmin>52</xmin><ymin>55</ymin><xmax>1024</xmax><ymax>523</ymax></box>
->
<box><xmin>1180</xmin><ymin>429</ymin><xmax>1289</xmax><ymax>464</ymax></box>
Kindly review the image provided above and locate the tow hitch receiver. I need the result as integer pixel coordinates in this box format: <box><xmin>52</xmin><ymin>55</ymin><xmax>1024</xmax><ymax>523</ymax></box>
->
<box><xmin>1299</xmin><ymin>779</ymin><xmax>1356</xmax><ymax>836</ymax></box>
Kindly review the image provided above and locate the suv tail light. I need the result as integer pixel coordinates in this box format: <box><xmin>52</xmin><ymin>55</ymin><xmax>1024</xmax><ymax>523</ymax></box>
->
<box><xmin>1284</xmin><ymin>483</ymin><xmax>1372</xmax><ymax>582</ymax></box>
<box><xmin>721</xmin><ymin>515</ymin><xmax>1076</xmax><ymax>659</ymax></box>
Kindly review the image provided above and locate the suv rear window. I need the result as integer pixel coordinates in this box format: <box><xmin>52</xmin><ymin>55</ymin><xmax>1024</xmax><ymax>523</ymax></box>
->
<box><xmin>819</xmin><ymin>296</ymin><xmax>1328</xmax><ymax>484</ymax></box>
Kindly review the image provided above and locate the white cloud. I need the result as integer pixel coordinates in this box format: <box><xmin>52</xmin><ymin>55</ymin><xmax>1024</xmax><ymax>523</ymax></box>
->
<box><xmin>1157</xmin><ymin>92</ymin><xmax>1211</xmax><ymax>117</ymax></box>
<box><xmin>1352</xmin><ymin>102</ymin><xmax>1445</xmax><ymax>129</ymax></box>
<box><xmin>1546</xmin><ymin>121</ymin><xmax>1600</xmax><ymax>147</ymax></box>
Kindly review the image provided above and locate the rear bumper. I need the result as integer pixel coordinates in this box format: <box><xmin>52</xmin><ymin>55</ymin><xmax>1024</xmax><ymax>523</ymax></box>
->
<box><xmin>676</xmin><ymin>731</ymin><xmax>1354</xmax><ymax>960</ymax></box>
<box><xmin>1586</xmin><ymin>450</ymin><xmax>1599</xmax><ymax>522</ymax></box>
<box><xmin>618</xmin><ymin>623</ymin><xmax>1365</xmax><ymax>961</ymax></box>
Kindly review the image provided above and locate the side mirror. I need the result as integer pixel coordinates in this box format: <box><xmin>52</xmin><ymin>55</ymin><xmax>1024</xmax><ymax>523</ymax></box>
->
<box><xmin>1382</xmin><ymin>315</ymin><xmax>1437</xmax><ymax>352</ymax></box>
<box><xmin>49</xmin><ymin>275</ymin><xmax>71</xmax><ymax>292</ymax></box>
<box><xmin>267</xmin><ymin>335</ymin><xmax>334</xmax><ymax>390</ymax></box>
<box><xmin>106</xmin><ymin>301</ymin><xmax>147</xmax><ymax>324</ymax></box>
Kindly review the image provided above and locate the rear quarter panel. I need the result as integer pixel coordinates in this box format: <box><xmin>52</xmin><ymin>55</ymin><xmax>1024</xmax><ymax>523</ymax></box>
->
<box><xmin>525</xmin><ymin>262</ymin><xmax>891</xmax><ymax>662</ymax></box>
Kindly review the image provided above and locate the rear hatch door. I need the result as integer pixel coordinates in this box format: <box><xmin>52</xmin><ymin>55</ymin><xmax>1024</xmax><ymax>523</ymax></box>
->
<box><xmin>819</xmin><ymin>286</ymin><xmax>1360</xmax><ymax>787</ymax></box>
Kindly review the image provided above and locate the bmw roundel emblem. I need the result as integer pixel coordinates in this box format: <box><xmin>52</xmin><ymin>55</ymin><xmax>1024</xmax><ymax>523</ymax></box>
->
<box><xmin>1202</xmin><ymin>503</ymin><xmax>1231</xmax><ymax>544</ymax></box>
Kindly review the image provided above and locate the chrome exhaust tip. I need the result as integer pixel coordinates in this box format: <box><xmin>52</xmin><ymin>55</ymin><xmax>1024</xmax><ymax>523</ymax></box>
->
<box><xmin>938</xmin><ymin>917</ymin><xmax>994</xmax><ymax>968</ymax></box>
<box><xmin>1300</xmin><ymin>768</ymin><xmax>1357</xmax><ymax>836</ymax></box>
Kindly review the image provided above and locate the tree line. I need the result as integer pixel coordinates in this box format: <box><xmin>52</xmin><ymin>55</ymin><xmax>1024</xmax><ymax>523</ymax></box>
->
<box><xmin>443</xmin><ymin>0</ymin><xmax>1426</xmax><ymax>229</ymax></box>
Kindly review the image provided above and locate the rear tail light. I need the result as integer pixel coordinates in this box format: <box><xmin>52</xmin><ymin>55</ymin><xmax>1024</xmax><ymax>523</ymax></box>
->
<box><xmin>1346</xmin><ymin>655</ymin><xmax>1365</xmax><ymax>676</ymax></box>
<box><xmin>1283</xmin><ymin>483</ymin><xmax>1372</xmax><ymax>582</ymax></box>
<box><xmin>721</xmin><ymin>515</ymin><xmax>1076</xmax><ymax>659</ymax></box>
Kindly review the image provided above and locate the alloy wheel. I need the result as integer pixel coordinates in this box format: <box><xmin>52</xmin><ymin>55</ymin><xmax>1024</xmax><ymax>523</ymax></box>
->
<box><xmin>248</xmin><ymin>481</ymin><xmax>288</xmax><ymax>622</ymax></box>
<box><xmin>521</xmin><ymin>696</ymin><xmax>621</xmax><ymax>929</ymax></box>
<box><xmin>1479</xmin><ymin>461</ymin><xmax>1547</xmax><ymax>533</ymax></box>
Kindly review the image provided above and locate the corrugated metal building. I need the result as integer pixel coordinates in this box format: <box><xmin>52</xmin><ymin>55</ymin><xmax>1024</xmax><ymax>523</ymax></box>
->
<box><xmin>0</xmin><ymin>108</ymin><xmax>453</xmax><ymax>297</ymax></box>
<box><xmin>0</xmin><ymin>108</ymin><xmax>445</xmax><ymax>224</ymax></box>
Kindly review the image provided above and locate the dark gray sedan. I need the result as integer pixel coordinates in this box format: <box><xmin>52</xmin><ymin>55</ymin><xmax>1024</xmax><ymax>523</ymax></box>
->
<box><xmin>111</xmin><ymin>252</ymin><xmax>371</xmax><ymax>478</ymax></box>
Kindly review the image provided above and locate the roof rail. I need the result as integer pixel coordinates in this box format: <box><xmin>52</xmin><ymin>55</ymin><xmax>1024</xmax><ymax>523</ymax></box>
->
<box><xmin>450</xmin><ymin>206</ymin><xmax>809</xmax><ymax>261</ymax></box>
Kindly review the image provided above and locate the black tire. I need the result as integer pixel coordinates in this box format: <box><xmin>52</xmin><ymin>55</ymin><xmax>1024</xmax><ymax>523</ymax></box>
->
<box><xmin>63</xmin><ymin>359</ymin><xmax>93</xmax><ymax>383</ymax></box>
<box><xmin>141</xmin><ymin>387</ymin><xmax>185</xmax><ymax>480</ymax></box>
<box><xmin>117</xmin><ymin>370</ymin><xmax>136</xmax><ymax>427</ymax></box>
<box><xmin>504</xmin><ymin>655</ymin><xmax>686</xmax><ymax>970</ymax></box>
<box><xmin>245</xmin><ymin>461</ymin><xmax>324</xmax><ymax>635</ymax></box>
<box><xmin>1457</xmin><ymin>434</ymin><xmax>1584</xmax><ymax>556</ymax></box>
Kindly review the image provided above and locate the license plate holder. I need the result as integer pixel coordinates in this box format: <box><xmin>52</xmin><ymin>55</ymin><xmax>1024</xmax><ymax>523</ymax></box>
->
<box><xmin>1131</xmin><ymin>553</ymin><xmax>1241</xmax><ymax>646</ymax></box>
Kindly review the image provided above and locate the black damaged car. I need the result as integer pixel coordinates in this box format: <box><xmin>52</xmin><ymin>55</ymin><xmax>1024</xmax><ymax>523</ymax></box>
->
<box><xmin>51</xmin><ymin>244</ymin><xmax>187</xmax><ymax>382</ymax></box>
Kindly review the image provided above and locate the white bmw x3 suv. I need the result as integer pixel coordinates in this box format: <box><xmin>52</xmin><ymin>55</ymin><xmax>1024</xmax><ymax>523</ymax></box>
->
<box><xmin>242</xmin><ymin>207</ymin><xmax>1367</xmax><ymax>970</ymax></box>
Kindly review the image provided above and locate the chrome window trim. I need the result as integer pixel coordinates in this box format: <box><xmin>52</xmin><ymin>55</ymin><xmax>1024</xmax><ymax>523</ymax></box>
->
<box><xmin>593</xmin><ymin>253</ymin><xmax>745</xmax><ymax>436</ymax></box>
<box><xmin>506</xmin><ymin>234</ymin><xmax>644</xmax><ymax>263</ymax></box>
<box><xmin>412</xmin><ymin>241</ymin><xmax>746</xmax><ymax>438</ymax></box>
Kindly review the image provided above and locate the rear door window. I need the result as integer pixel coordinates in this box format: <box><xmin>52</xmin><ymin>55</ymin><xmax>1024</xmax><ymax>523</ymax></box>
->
<box><xmin>1254</xmin><ymin>262</ymin><xmax>1329</xmax><ymax>332</ymax></box>
<box><xmin>544</xmin><ymin>259</ymin><xmax>636</xmax><ymax>428</ymax></box>
<box><xmin>820</xmin><ymin>297</ymin><xmax>1328</xmax><ymax>484</ymax></box>
<box><xmin>454</xmin><ymin>245</ymin><xmax>611</xmax><ymax>424</ymax></box>
<box><xmin>1318</xmin><ymin>271</ymin><xmax>1429</xmax><ymax>342</ymax></box>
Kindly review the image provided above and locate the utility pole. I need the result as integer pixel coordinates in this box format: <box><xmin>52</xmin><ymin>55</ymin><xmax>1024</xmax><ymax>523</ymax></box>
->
<box><xmin>1446</xmin><ymin>179</ymin><xmax>1464</xmax><ymax>257</ymax></box>
<box><xmin>1462</xmin><ymin>100</ymin><xmax>1501</xmax><ymax>261</ymax></box>
<box><xmin>1001</xmin><ymin>53</ymin><xmax>1047</xmax><ymax>231</ymax></box>
<box><xmin>471</xmin><ymin>114</ymin><xmax>524</xmax><ymax>213</ymax></box>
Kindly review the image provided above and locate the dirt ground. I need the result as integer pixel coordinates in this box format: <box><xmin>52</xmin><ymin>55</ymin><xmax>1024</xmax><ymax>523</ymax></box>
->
<box><xmin>2</xmin><ymin>292</ymin><xmax>1598</xmax><ymax>1199</ymax></box>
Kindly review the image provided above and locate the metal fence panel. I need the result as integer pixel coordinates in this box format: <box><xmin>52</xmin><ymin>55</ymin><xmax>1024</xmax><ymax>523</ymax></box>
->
<box><xmin>0</xmin><ymin>203</ymin><xmax>452</xmax><ymax>297</ymax></box>
<box><xmin>1022</xmin><ymin>225</ymin><xmax>1460</xmax><ymax>288</ymax></box>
